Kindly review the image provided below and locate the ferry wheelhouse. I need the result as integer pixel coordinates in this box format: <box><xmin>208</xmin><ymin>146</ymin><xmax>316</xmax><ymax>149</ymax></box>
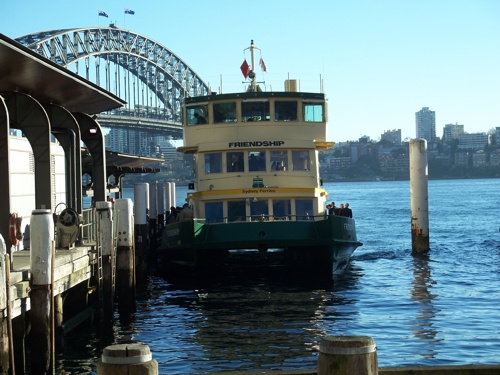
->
<box><xmin>160</xmin><ymin>41</ymin><xmax>361</xmax><ymax>273</ymax></box>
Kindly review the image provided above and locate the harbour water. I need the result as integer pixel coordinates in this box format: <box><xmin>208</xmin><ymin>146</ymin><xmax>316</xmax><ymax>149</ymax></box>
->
<box><xmin>60</xmin><ymin>178</ymin><xmax>500</xmax><ymax>374</ymax></box>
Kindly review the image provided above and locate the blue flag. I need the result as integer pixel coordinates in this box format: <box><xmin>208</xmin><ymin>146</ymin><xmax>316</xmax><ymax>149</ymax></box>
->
<box><xmin>124</xmin><ymin>8</ymin><xmax>135</xmax><ymax>15</ymax></box>
<box><xmin>98</xmin><ymin>10</ymin><xmax>108</xmax><ymax>17</ymax></box>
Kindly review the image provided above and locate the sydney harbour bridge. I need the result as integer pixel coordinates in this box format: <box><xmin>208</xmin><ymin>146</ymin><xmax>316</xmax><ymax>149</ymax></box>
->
<box><xmin>15</xmin><ymin>25</ymin><xmax>210</xmax><ymax>154</ymax></box>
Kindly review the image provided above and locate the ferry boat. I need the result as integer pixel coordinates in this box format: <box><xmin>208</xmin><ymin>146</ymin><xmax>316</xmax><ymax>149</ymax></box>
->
<box><xmin>159</xmin><ymin>41</ymin><xmax>362</xmax><ymax>274</ymax></box>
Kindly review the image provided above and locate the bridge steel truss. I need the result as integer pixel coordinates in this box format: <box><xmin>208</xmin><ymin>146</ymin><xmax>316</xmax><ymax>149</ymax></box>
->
<box><xmin>16</xmin><ymin>27</ymin><xmax>210</xmax><ymax>136</ymax></box>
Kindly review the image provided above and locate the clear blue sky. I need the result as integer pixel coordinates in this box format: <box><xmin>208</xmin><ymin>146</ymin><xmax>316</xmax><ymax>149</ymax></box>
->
<box><xmin>2</xmin><ymin>0</ymin><xmax>499</xmax><ymax>143</ymax></box>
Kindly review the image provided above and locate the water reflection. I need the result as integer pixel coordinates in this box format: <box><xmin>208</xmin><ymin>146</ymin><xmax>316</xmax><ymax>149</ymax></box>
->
<box><xmin>409</xmin><ymin>253</ymin><xmax>439</xmax><ymax>358</ymax></box>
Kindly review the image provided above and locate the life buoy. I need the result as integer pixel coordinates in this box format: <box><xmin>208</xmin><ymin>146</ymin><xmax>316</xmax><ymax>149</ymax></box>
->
<box><xmin>9</xmin><ymin>212</ymin><xmax>20</xmax><ymax>247</ymax></box>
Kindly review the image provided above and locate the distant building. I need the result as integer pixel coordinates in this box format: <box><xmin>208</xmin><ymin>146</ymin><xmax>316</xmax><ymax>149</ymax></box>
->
<box><xmin>495</xmin><ymin>127</ymin><xmax>500</xmax><ymax>145</ymax></box>
<box><xmin>415</xmin><ymin>107</ymin><xmax>436</xmax><ymax>143</ymax></box>
<box><xmin>330</xmin><ymin>157</ymin><xmax>351</xmax><ymax>170</ymax></box>
<box><xmin>381</xmin><ymin>129</ymin><xmax>401</xmax><ymax>145</ymax></box>
<box><xmin>442</xmin><ymin>123</ymin><xmax>464</xmax><ymax>144</ymax></box>
<box><xmin>490</xmin><ymin>149</ymin><xmax>500</xmax><ymax>165</ymax></box>
<box><xmin>457</xmin><ymin>133</ymin><xmax>490</xmax><ymax>150</ymax></box>
<box><xmin>472</xmin><ymin>150</ymin><xmax>487</xmax><ymax>167</ymax></box>
<box><xmin>454</xmin><ymin>152</ymin><xmax>469</xmax><ymax>167</ymax></box>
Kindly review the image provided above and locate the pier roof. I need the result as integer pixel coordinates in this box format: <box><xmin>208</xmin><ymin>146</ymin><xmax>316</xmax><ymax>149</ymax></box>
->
<box><xmin>0</xmin><ymin>33</ymin><xmax>125</xmax><ymax>114</ymax></box>
<box><xmin>81</xmin><ymin>149</ymin><xmax>162</xmax><ymax>175</ymax></box>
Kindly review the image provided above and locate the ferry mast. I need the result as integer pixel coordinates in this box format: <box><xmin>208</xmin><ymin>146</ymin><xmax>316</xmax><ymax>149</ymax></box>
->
<box><xmin>244</xmin><ymin>39</ymin><xmax>261</xmax><ymax>92</ymax></box>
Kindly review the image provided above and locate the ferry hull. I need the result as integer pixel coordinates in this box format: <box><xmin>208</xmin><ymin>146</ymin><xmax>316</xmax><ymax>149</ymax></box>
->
<box><xmin>159</xmin><ymin>215</ymin><xmax>362</xmax><ymax>274</ymax></box>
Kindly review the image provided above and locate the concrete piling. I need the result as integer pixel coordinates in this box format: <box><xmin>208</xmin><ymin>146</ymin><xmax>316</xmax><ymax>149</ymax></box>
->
<box><xmin>97</xmin><ymin>343</ymin><xmax>158</xmax><ymax>375</ymax></box>
<box><xmin>29</xmin><ymin>209</ymin><xmax>54</xmax><ymax>374</ymax></box>
<box><xmin>317</xmin><ymin>336</ymin><xmax>378</xmax><ymax>375</ymax></box>
<box><xmin>409</xmin><ymin>138</ymin><xmax>430</xmax><ymax>253</ymax></box>
<box><xmin>148</xmin><ymin>183</ymin><xmax>158</xmax><ymax>259</ymax></box>
<box><xmin>134</xmin><ymin>183</ymin><xmax>149</xmax><ymax>278</ymax></box>
<box><xmin>114</xmin><ymin>199</ymin><xmax>135</xmax><ymax>312</ymax></box>
<box><xmin>157</xmin><ymin>182</ymin><xmax>165</xmax><ymax>234</ymax></box>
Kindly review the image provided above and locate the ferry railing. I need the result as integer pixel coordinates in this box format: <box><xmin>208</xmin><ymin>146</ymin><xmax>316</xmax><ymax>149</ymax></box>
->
<box><xmin>200</xmin><ymin>214</ymin><xmax>331</xmax><ymax>224</ymax></box>
<box><xmin>81</xmin><ymin>208</ymin><xmax>96</xmax><ymax>243</ymax></box>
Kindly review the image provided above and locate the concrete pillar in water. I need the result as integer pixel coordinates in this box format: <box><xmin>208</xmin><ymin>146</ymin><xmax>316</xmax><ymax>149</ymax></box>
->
<box><xmin>96</xmin><ymin>201</ymin><xmax>114</xmax><ymax>327</ymax></box>
<box><xmin>29</xmin><ymin>209</ymin><xmax>54</xmax><ymax>374</ymax></box>
<box><xmin>410</xmin><ymin>138</ymin><xmax>430</xmax><ymax>253</ymax></box>
<box><xmin>170</xmin><ymin>182</ymin><xmax>176</xmax><ymax>208</ymax></box>
<box><xmin>164</xmin><ymin>182</ymin><xmax>172</xmax><ymax>211</ymax></box>
<box><xmin>148</xmin><ymin>183</ymin><xmax>157</xmax><ymax>258</ymax></box>
<box><xmin>97</xmin><ymin>343</ymin><xmax>158</xmax><ymax>375</ymax></box>
<box><xmin>157</xmin><ymin>182</ymin><xmax>165</xmax><ymax>234</ymax></box>
<box><xmin>134</xmin><ymin>183</ymin><xmax>149</xmax><ymax>276</ymax></box>
<box><xmin>114</xmin><ymin>199</ymin><xmax>135</xmax><ymax>312</ymax></box>
<box><xmin>317</xmin><ymin>336</ymin><xmax>378</xmax><ymax>375</ymax></box>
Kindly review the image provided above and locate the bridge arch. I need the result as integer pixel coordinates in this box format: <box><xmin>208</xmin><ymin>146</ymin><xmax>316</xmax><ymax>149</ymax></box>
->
<box><xmin>16</xmin><ymin>26</ymin><xmax>210</xmax><ymax>126</ymax></box>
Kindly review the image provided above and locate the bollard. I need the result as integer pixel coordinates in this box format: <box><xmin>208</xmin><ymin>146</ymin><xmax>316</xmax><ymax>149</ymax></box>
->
<box><xmin>29</xmin><ymin>209</ymin><xmax>54</xmax><ymax>374</ymax></box>
<box><xmin>409</xmin><ymin>138</ymin><xmax>430</xmax><ymax>253</ymax></box>
<box><xmin>317</xmin><ymin>336</ymin><xmax>378</xmax><ymax>375</ymax></box>
<box><xmin>97</xmin><ymin>343</ymin><xmax>158</xmax><ymax>375</ymax></box>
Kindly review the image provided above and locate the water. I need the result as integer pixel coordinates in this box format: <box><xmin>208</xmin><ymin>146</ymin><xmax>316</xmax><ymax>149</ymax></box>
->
<box><xmin>60</xmin><ymin>179</ymin><xmax>500</xmax><ymax>374</ymax></box>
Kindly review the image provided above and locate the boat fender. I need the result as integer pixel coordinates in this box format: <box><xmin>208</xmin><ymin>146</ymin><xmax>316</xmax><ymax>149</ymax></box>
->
<box><xmin>9</xmin><ymin>212</ymin><xmax>22</xmax><ymax>247</ymax></box>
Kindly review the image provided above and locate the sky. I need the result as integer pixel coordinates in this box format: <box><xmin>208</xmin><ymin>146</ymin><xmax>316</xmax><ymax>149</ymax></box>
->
<box><xmin>2</xmin><ymin>0</ymin><xmax>499</xmax><ymax>143</ymax></box>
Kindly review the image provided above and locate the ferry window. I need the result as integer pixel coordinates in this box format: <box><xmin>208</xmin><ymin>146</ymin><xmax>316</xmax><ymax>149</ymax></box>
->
<box><xmin>270</xmin><ymin>150</ymin><xmax>288</xmax><ymax>172</ymax></box>
<box><xmin>204</xmin><ymin>152</ymin><xmax>222</xmax><ymax>174</ymax></box>
<box><xmin>250</xmin><ymin>200</ymin><xmax>269</xmax><ymax>221</ymax></box>
<box><xmin>274</xmin><ymin>101</ymin><xmax>297</xmax><ymax>121</ymax></box>
<box><xmin>291</xmin><ymin>150</ymin><xmax>310</xmax><ymax>171</ymax></box>
<box><xmin>241</xmin><ymin>100</ymin><xmax>270</xmax><ymax>122</ymax></box>
<box><xmin>248</xmin><ymin>151</ymin><xmax>266</xmax><ymax>172</ymax></box>
<box><xmin>226</xmin><ymin>152</ymin><xmax>244</xmax><ymax>173</ymax></box>
<box><xmin>296</xmin><ymin>199</ymin><xmax>313</xmax><ymax>221</ymax></box>
<box><xmin>213</xmin><ymin>102</ymin><xmax>237</xmax><ymax>123</ymax></box>
<box><xmin>273</xmin><ymin>199</ymin><xmax>291</xmax><ymax>221</ymax></box>
<box><xmin>186</xmin><ymin>105</ymin><xmax>209</xmax><ymax>126</ymax></box>
<box><xmin>205</xmin><ymin>202</ymin><xmax>223</xmax><ymax>223</ymax></box>
<box><xmin>228</xmin><ymin>200</ymin><xmax>246</xmax><ymax>222</ymax></box>
<box><xmin>303</xmin><ymin>102</ymin><xmax>324</xmax><ymax>122</ymax></box>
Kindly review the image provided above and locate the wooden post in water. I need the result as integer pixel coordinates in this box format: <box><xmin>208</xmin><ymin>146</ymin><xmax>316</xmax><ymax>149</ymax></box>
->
<box><xmin>317</xmin><ymin>336</ymin><xmax>377</xmax><ymax>375</ymax></box>
<box><xmin>97</xmin><ymin>343</ymin><xmax>158</xmax><ymax>375</ymax></box>
<box><xmin>409</xmin><ymin>138</ymin><xmax>430</xmax><ymax>253</ymax></box>
<box><xmin>134</xmin><ymin>183</ymin><xmax>149</xmax><ymax>277</ymax></box>
<box><xmin>114</xmin><ymin>199</ymin><xmax>135</xmax><ymax>312</ymax></box>
<box><xmin>96</xmin><ymin>201</ymin><xmax>114</xmax><ymax>328</ymax></box>
<box><xmin>29</xmin><ymin>209</ymin><xmax>54</xmax><ymax>374</ymax></box>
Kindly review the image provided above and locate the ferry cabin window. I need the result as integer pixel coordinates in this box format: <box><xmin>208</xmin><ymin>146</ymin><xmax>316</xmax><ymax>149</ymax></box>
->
<box><xmin>303</xmin><ymin>102</ymin><xmax>324</xmax><ymax>122</ymax></box>
<box><xmin>248</xmin><ymin>151</ymin><xmax>266</xmax><ymax>172</ymax></box>
<box><xmin>205</xmin><ymin>202</ymin><xmax>223</xmax><ymax>223</ymax></box>
<box><xmin>228</xmin><ymin>200</ymin><xmax>246</xmax><ymax>222</ymax></box>
<box><xmin>274</xmin><ymin>101</ymin><xmax>298</xmax><ymax>121</ymax></box>
<box><xmin>291</xmin><ymin>150</ymin><xmax>311</xmax><ymax>171</ymax></box>
<box><xmin>270</xmin><ymin>150</ymin><xmax>288</xmax><ymax>171</ymax></box>
<box><xmin>227</xmin><ymin>152</ymin><xmax>244</xmax><ymax>173</ymax></box>
<box><xmin>250</xmin><ymin>200</ymin><xmax>269</xmax><ymax>221</ymax></box>
<box><xmin>296</xmin><ymin>199</ymin><xmax>313</xmax><ymax>221</ymax></box>
<box><xmin>273</xmin><ymin>199</ymin><xmax>291</xmax><ymax>221</ymax></box>
<box><xmin>241</xmin><ymin>100</ymin><xmax>270</xmax><ymax>122</ymax></box>
<box><xmin>204</xmin><ymin>152</ymin><xmax>222</xmax><ymax>174</ymax></box>
<box><xmin>186</xmin><ymin>105</ymin><xmax>209</xmax><ymax>126</ymax></box>
<box><xmin>213</xmin><ymin>102</ymin><xmax>237</xmax><ymax>123</ymax></box>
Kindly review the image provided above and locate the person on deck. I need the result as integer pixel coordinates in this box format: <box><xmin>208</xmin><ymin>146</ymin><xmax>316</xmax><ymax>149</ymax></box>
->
<box><xmin>194</xmin><ymin>112</ymin><xmax>207</xmax><ymax>124</ymax></box>
<box><xmin>344</xmin><ymin>203</ymin><xmax>353</xmax><ymax>218</ymax></box>
<box><xmin>176</xmin><ymin>203</ymin><xmax>194</xmax><ymax>221</ymax></box>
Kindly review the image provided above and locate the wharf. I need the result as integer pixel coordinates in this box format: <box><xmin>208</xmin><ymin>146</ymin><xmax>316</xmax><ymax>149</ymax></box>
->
<box><xmin>5</xmin><ymin>245</ymin><xmax>95</xmax><ymax>320</ymax></box>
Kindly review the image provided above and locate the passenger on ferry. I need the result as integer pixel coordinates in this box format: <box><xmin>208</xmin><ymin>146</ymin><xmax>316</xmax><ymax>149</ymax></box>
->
<box><xmin>249</xmin><ymin>154</ymin><xmax>259</xmax><ymax>171</ymax></box>
<box><xmin>343</xmin><ymin>203</ymin><xmax>353</xmax><ymax>218</ymax></box>
<box><xmin>176</xmin><ymin>203</ymin><xmax>194</xmax><ymax>221</ymax></box>
<box><xmin>166</xmin><ymin>206</ymin><xmax>178</xmax><ymax>224</ymax></box>
<box><xmin>194</xmin><ymin>112</ymin><xmax>207</xmax><ymax>124</ymax></box>
<box><xmin>329</xmin><ymin>202</ymin><xmax>338</xmax><ymax>215</ymax></box>
<box><xmin>339</xmin><ymin>203</ymin><xmax>345</xmax><ymax>216</ymax></box>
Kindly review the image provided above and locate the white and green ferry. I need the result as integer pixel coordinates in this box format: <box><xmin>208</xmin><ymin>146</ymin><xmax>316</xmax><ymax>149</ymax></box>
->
<box><xmin>160</xmin><ymin>41</ymin><xmax>362</xmax><ymax>274</ymax></box>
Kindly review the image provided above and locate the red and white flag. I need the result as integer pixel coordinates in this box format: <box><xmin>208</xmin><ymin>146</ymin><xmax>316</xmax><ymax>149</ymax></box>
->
<box><xmin>240</xmin><ymin>60</ymin><xmax>250</xmax><ymax>78</ymax></box>
<box><xmin>259</xmin><ymin>57</ymin><xmax>267</xmax><ymax>73</ymax></box>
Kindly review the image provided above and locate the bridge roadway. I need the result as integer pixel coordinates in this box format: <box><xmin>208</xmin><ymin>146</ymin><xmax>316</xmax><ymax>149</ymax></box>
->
<box><xmin>96</xmin><ymin>113</ymin><xmax>183</xmax><ymax>136</ymax></box>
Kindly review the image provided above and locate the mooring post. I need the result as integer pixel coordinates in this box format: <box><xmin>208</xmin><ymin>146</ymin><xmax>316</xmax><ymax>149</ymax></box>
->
<box><xmin>317</xmin><ymin>336</ymin><xmax>378</xmax><ymax>375</ymax></box>
<box><xmin>114</xmin><ymin>199</ymin><xmax>136</xmax><ymax>312</ymax></box>
<box><xmin>409</xmin><ymin>138</ymin><xmax>430</xmax><ymax>253</ymax></box>
<box><xmin>96</xmin><ymin>201</ymin><xmax>114</xmax><ymax>328</ymax></box>
<box><xmin>157</xmin><ymin>182</ymin><xmax>165</xmax><ymax>235</ymax></box>
<box><xmin>29</xmin><ymin>209</ymin><xmax>54</xmax><ymax>374</ymax></box>
<box><xmin>134</xmin><ymin>183</ymin><xmax>149</xmax><ymax>277</ymax></box>
<box><xmin>97</xmin><ymin>343</ymin><xmax>158</xmax><ymax>375</ymax></box>
<box><xmin>148</xmin><ymin>183</ymin><xmax>157</xmax><ymax>259</ymax></box>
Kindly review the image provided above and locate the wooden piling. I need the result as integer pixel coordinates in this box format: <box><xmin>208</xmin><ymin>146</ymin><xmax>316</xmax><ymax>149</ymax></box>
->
<box><xmin>96</xmin><ymin>201</ymin><xmax>114</xmax><ymax>328</ymax></box>
<box><xmin>29</xmin><ymin>209</ymin><xmax>54</xmax><ymax>374</ymax></box>
<box><xmin>317</xmin><ymin>336</ymin><xmax>378</xmax><ymax>375</ymax></box>
<box><xmin>97</xmin><ymin>343</ymin><xmax>158</xmax><ymax>375</ymax></box>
